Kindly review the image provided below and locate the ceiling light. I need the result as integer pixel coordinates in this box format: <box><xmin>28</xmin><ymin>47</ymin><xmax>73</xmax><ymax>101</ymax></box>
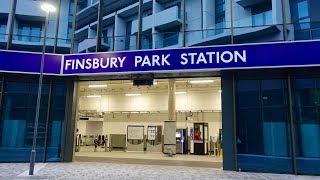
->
<box><xmin>88</xmin><ymin>84</ymin><xmax>108</xmax><ymax>88</ymax></box>
<box><xmin>190</xmin><ymin>80</ymin><xmax>214</xmax><ymax>84</ymax></box>
<box><xmin>175</xmin><ymin>91</ymin><xmax>187</xmax><ymax>95</ymax></box>
<box><xmin>125</xmin><ymin>93</ymin><xmax>141</xmax><ymax>96</ymax></box>
<box><xmin>41</xmin><ymin>3</ymin><xmax>56</xmax><ymax>13</ymax></box>
<box><xmin>87</xmin><ymin>95</ymin><xmax>102</xmax><ymax>98</ymax></box>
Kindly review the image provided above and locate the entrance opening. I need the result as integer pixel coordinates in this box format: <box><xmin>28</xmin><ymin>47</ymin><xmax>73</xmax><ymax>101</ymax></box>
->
<box><xmin>74</xmin><ymin>77</ymin><xmax>222</xmax><ymax>168</ymax></box>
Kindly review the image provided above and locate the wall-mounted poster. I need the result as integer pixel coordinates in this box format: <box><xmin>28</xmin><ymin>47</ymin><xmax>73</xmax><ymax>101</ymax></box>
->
<box><xmin>127</xmin><ymin>126</ymin><xmax>144</xmax><ymax>140</ymax></box>
<box><xmin>147</xmin><ymin>126</ymin><xmax>156</xmax><ymax>140</ymax></box>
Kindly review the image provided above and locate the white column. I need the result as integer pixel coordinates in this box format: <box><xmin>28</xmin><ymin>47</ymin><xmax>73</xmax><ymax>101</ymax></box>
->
<box><xmin>168</xmin><ymin>79</ymin><xmax>176</xmax><ymax>121</ymax></box>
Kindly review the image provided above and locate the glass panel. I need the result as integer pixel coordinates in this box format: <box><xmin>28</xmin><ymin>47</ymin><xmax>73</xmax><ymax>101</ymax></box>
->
<box><xmin>290</xmin><ymin>0</ymin><xmax>309</xmax><ymax>21</ymax></box>
<box><xmin>236</xmin><ymin>79</ymin><xmax>293</xmax><ymax>173</ymax></box>
<box><xmin>0</xmin><ymin>24</ymin><xmax>6</xmax><ymax>40</ymax></box>
<box><xmin>0</xmin><ymin>79</ymin><xmax>49</xmax><ymax>162</ymax></box>
<box><xmin>292</xmin><ymin>78</ymin><xmax>320</xmax><ymax>175</ymax></box>
<box><xmin>311</xmin><ymin>28</ymin><xmax>320</xmax><ymax>39</ymax></box>
<box><xmin>31</xmin><ymin>27</ymin><xmax>41</xmax><ymax>42</ymax></box>
<box><xmin>45</xmin><ymin>83</ymin><xmax>67</xmax><ymax>162</ymax></box>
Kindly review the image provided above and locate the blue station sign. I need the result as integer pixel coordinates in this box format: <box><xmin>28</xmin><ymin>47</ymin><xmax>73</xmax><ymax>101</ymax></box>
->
<box><xmin>0</xmin><ymin>40</ymin><xmax>320</xmax><ymax>76</ymax></box>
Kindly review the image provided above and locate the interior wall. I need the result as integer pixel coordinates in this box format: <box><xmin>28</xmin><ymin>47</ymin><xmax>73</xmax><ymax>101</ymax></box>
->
<box><xmin>78</xmin><ymin>91</ymin><xmax>221</xmax><ymax>111</ymax></box>
<box><xmin>77</xmin><ymin>112</ymin><xmax>222</xmax><ymax>138</ymax></box>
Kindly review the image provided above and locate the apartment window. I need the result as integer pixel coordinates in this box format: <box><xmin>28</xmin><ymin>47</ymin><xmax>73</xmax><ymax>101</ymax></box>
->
<box><xmin>162</xmin><ymin>26</ymin><xmax>180</xmax><ymax>47</ymax></box>
<box><xmin>125</xmin><ymin>21</ymin><xmax>132</xmax><ymax>50</ymax></box>
<box><xmin>77</xmin><ymin>0</ymin><xmax>88</xmax><ymax>12</ymax></box>
<box><xmin>215</xmin><ymin>0</ymin><xmax>225</xmax><ymax>24</ymax></box>
<box><xmin>102</xmin><ymin>29</ymin><xmax>108</xmax><ymax>44</ymax></box>
<box><xmin>0</xmin><ymin>18</ymin><xmax>7</xmax><ymax>40</ymax></box>
<box><xmin>290</xmin><ymin>0</ymin><xmax>309</xmax><ymax>22</ymax></box>
<box><xmin>289</xmin><ymin>0</ymin><xmax>318</xmax><ymax>40</ymax></box>
<box><xmin>67</xmin><ymin>0</ymin><xmax>74</xmax><ymax>44</ymax></box>
<box><xmin>17</xmin><ymin>21</ymin><xmax>42</xmax><ymax>42</ymax></box>
<box><xmin>215</xmin><ymin>0</ymin><xmax>225</xmax><ymax>34</ymax></box>
<box><xmin>251</xmin><ymin>1</ymin><xmax>272</xmax><ymax>26</ymax></box>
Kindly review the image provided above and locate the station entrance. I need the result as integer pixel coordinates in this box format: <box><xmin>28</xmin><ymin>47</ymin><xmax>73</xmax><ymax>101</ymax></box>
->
<box><xmin>74</xmin><ymin>77</ymin><xmax>223</xmax><ymax>168</ymax></box>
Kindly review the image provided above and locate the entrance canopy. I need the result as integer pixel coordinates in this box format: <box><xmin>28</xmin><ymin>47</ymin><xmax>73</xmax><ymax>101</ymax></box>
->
<box><xmin>1</xmin><ymin>40</ymin><xmax>319</xmax><ymax>76</ymax></box>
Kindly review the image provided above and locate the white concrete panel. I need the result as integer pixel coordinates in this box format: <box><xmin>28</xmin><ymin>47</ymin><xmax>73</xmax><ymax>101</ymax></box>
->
<box><xmin>0</xmin><ymin>0</ymin><xmax>12</xmax><ymax>13</ymax></box>
<box><xmin>16</xmin><ymin>0</ymin><xmax>46</xmax><ymax>17</ymax></box>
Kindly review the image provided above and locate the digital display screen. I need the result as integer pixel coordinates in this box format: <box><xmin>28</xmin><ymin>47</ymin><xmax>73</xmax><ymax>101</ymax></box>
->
<box><xmin>176</xmin><ymin>132</ymin><xmax>181</xmax><ymax>138</ymax></box>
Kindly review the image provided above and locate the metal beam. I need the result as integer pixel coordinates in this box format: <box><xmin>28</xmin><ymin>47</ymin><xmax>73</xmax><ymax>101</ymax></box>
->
<box><xmin>96</xmin><ymin>0</ymin><xmax>104</xmax><ymax>52</ymax></box>
<box><xmin>43</xmin><ymin>80</ymin><xmax>53</xmax><ymax>162</ymax></box>
<box><xmin>6</xmin><ymin>0</ymin><xmax>17</xmax><ymax>50</ymax></box>
<box><xmin>137</xmin><ymin>0</ymin><xmax>143</xmax><ymax>50</ymax></box>
<box><xmin>230</xmin><ymin>0</ymin><xmax>234</xmax><ymax>44</ymax></box>
<box><xmin>232</xmin><ymin>73</ymin><xmax>238</xmax><ymax>171</ymax></box>
<box><xmin>53</xmin><ymin>0</ymin><xmax>62</xmax><ymax>53</ymax></box>
<box><xmin>287</xmin><ymin>74</ymin><xmax>297</xmax><ymax>175</ymax></box>
<box><xmin>281</xmin><ymin>0</ymin><xmax>288</xmax><ymax>41</ymax></box>
<box><xmin>181</xmin><ymin>0</ymin><xmax>186</xmax><ymax>47</ymax></box>
<box><xmin>70</xmin><ymin>0</ymin><xmax>78</xmax><ymax>54</ymax></box>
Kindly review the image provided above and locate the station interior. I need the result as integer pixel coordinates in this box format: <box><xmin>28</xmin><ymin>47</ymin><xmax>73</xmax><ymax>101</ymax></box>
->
<box><xmin>75</xmin><ymin>77</ymin><xmax>223</xmax><ymax>167</ymax></box>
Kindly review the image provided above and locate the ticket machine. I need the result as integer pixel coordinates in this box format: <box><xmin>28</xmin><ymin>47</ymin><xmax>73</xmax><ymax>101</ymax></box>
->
<box><xmin>176</xmin><ymin>129</ymin><xmax>187</xmax><ymax>154</ymax></box>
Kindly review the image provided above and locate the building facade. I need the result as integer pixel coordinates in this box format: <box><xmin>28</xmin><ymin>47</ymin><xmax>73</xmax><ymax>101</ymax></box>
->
<box><xmin>0</xmin><ymin>0</ymin><xmax>319</xmax><ymax>176</ymax></box>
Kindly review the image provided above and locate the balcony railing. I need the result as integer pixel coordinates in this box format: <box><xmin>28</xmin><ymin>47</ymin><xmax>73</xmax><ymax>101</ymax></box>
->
<box><xmin>234</xmin><ymin>10</ymin><xmax>273</xmax><ymax>27</ymax></box>
<box><xmin>155</xmin><ymin>32</ymin><xmax>181</xmax><ymax>49</ymax></box>
<box><xmin>252</xmin><ymin>11</ymin><xmax>273</xmax><ymax>26</ymax></box>
<box><xmin>0</xmin><ymin>26</ymin><xmax>6</xmax><ymax>40</ymax></box>
<box><xmin>15</xmin><ymin>29</ymin><xmax>42</xmax><ymax>42</ymax></box>
<box><xmin>206</xmin><ymin>22</ymin><xmax>226</xmax><ymax>38</ymax></box>
<box><xmin>163</xmin><ymin>33</ymin><xmax>180</xmax><ymax>47</ymax></box>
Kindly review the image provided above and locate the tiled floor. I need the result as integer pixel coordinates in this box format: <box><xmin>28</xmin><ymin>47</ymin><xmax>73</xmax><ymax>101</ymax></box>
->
<box><xmin>75</xmin><ymin>146</ymin><xmax>222</xmax><ymax>168</ymax></box>
<box><xmin>1</xmin><ymin>162</ymin><xmax>318</xmax><ymax>180</ymax></box>
<box><xmin>76</xmin><ymin>146</ymin><xmax>222</xmax><ymax>162</ymax></box>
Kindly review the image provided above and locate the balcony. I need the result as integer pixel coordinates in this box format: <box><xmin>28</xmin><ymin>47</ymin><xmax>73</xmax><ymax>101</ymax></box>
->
<box><xmin>131</xmin><ymin>5</ymin><xmax>181</xmax><ymax>34</ymax></box>
<box><xmin>187</xmin><ymin>11</ymin><xmax>279</xmax><ymax>46</ymax></box>
<box><xmin>154</xmin><ymin>5</ymin><xmax>182</xmax><ymax>31</ymax></box>
<box><xmin>131</xmin><ymin>15</ymin><xmax>153</xmax><ymax>34</ymax></box>
<box><xmin>16</xmin><ymin>0</ymin><xmax>46</xmax><ymax>17</ymax></box>
<box><xmin>76</xmin><ymin>0</ymin><xmax>138</xmax><ymax>30</ymax></box>
<box><xmin>78</xmin><ymin>37</ymin><xmax>110</xmax><ymax>53</ymax></box>
<box><xmin>76</xmin><ymin>1</ymin><xmax>99</xmax><ymax>29</ymax></box>
<box><xmin>233</xmin><ymin>11</ymin><xmax>273</xmax><ymax>28</ymax></box>
<box><xmin>236</xmin><ymin>0</ymin><xmax>271</xmax><ymax>8</ymax></box>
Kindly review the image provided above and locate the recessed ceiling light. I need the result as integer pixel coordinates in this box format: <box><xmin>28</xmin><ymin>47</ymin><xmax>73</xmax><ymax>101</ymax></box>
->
<box><xmin>88</xmin><ymin>84</ymin><xmax>108</xmax><ymax>88</ymax></box>
<box><xmin>175</xmin><ymin>91</ymin><xmax>187</xmax><ymax>94</ymax></box>
<box><xmin>87</xmin><ymin>95</ymin><xmax>102</xmax><ymax>98</ymax></box>
<box><xmin>125</xmin><ymin>93</ymin><xmax>141</xmax><ymax>96</ymax></box>
<box><xmin>190</xmin><ymin>80</ymin><xmax>214</xmax><ymax>84</ymax></box>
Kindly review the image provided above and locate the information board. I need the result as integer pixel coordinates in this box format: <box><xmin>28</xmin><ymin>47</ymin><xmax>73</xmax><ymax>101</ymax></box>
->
<box><xmin>127</xmin><ymin>126</ymin><xmax>144</xmax><ymax>140</ymax></box>
<box><xmin>147</xmin><ymin>126</ymin><xmax>156</xmax><ymax>140</ymax></box>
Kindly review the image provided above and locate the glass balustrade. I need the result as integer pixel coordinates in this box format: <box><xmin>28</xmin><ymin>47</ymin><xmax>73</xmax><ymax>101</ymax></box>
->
<box><xmin>0</xmin><ymin>26</ymin><xmax>6</xmax><ymax>40</ymax></box>
<box><xmin>234</xmin><ymin>10</ymin><xmax>273</xmax><ymax>27</ymax></box>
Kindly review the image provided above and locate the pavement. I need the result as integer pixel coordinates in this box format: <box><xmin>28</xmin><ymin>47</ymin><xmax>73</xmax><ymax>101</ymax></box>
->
<box><xmin>0</xmin><ymin>162</ymin><xmax>318</xmax><ymax>180</ymax></box>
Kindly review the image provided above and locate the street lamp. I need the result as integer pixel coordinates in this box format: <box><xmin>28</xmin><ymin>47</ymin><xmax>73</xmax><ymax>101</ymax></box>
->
<box><xmin>29</xmin><ymin>3</ymin><xmax>56</xmax><ymax>176</ymax></box>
